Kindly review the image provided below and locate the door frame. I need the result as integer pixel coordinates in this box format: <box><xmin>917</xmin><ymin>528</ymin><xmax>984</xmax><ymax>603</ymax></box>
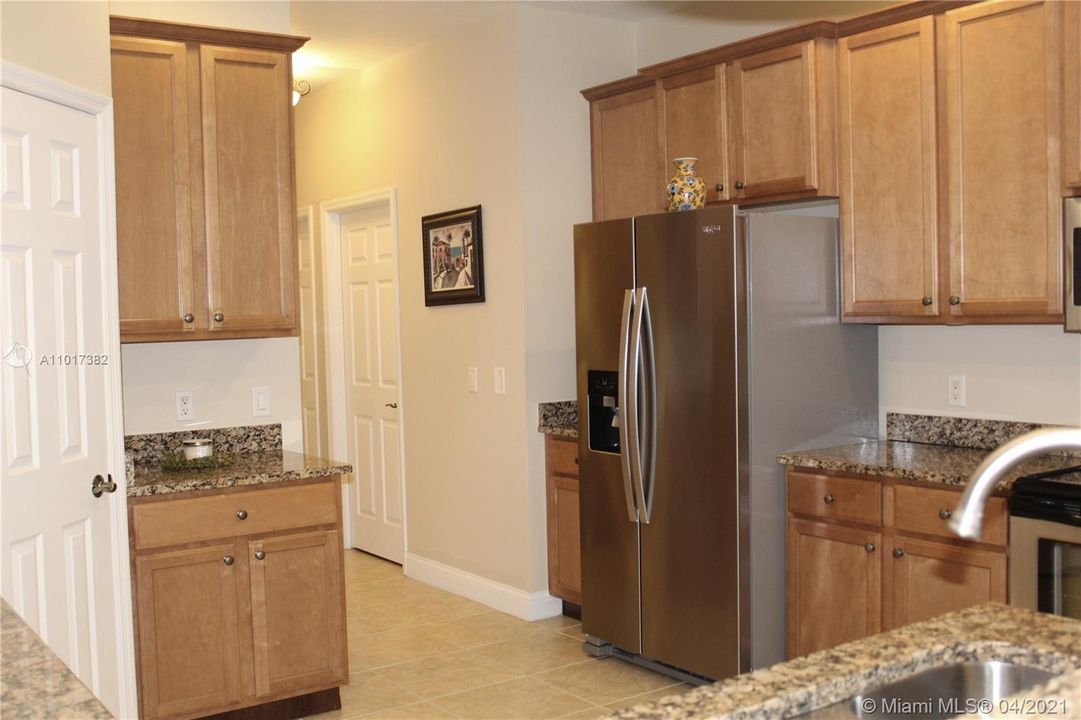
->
<box><xmin>319</xmin><ymin>188</ymin><xmax>408</xmax><ymax>564</ymax></box>
<box><xmin>296</xmin><ymin>204</ymin><xmax>329</xmax><ymax>458</ymax></box>
<box><xmin>1</xmin><ymin>61</ymin><xmax>137</xmax><ymax>718</ymax></box>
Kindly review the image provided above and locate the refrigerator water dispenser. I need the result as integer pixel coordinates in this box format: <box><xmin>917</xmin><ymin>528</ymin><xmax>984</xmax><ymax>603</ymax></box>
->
<box><xmin>587</xmin><ymin>370</ymin><xmax>620</xmax><ymax>454</ymax></box>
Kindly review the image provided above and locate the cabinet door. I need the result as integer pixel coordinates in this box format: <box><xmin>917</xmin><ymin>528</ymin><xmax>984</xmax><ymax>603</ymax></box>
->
<box><xmin>941</xmin><ymin>1</ymin><xmax>1063</xmax><ymax>320</ymax></box>
<box><xmin>786</xmin><ymin>518</ymin><xmax>880</xmax><ymax>659</ymax></box>
<box><xmin>111</xmin><ymin>37</ymin><xmax>197</xmax><ymax>338</ymax></box>
<box><xmin>838</xmin><ymin>19</ymin><xmax>940</xmax><ymax>320</ymax></box>
<box><xmin>590</xmin><ymin>87</ymin><xmax>663</xmax><ymax>220</ymax></box>
<box><xmin>886</xmin><ymin>537</ymin><xmax>1006</xmax><ymax>629</ymax></box>
<box><xmin>546</xmin><ymin>467</ymin><xmax>582</xmax><ymax>604</ymax></box>
<box><xmin>135</xmin><ymin>544</ymin><xmax>245</xmax><ymax>719</ymax></box>
<box><xmin>200</xmin><ymin>45</ymin><xmax>298</xmax><ymax>333</ymax></box>
<box><xmin>659</xmin><ymin>66</ymin><xmax>728</xmax><ymax>204</ymax></box>
<box><xmin>1064</xmin><ymin>1</ymin><xmax>1081</xmax><ymax>193</ymax></box>
<box><xmin>249</xmin><ymin>530</ymin><xmax>347</xmax><ymax>698</ymax></box>
<box><xmin>728</xmin><ymin>40</ymin><xmax>830</xmax><ymax>200</ymax></box>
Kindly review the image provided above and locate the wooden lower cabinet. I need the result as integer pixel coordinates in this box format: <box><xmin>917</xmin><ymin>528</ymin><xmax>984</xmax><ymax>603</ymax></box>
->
<box><xmin>131</xmin><ymin>478</ymin><xmax>347</xmax><ymax>720</ymax></box>
<box><xmin>545</xmin><ymin>436</ymin><xmax>582</xmax><ymax>604</ymax></box>
<box><xmin>785</xmin><ymin>468</ymin><xmax>1008</xmax><ymax>659</ymax></box>
<box><xmin>786</xmin><ymin>519</ymin><xmax>881</xmax><ymax>658</ymax></box>
<box><xmin>885</xmin><ymin>536</ymin><xmax>1007</xmax><ymax>629</ymax></box>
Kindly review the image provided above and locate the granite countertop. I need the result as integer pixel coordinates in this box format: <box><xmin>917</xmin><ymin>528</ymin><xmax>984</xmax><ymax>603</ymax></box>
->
<box><xmin>778</xmin><ymin>440</ymin><xmax>1078</xmax><ymax>493</ymax></box>
<box><xmin>539</xmin><ymin>400</ymin><xmax>578</xmax><ymax>439</ymax></box>
<box><xmin>608</xmin><ymin>603</ymin><xmax>1081</xmax><ymax>720</ymax></box>
<box><xmin>1</xmin><ymin>600</ymin><xmax>113</xmax><ymax>719</ymax></box>
<box><xmin>128</xmin><ymin>450</ymin><xmax>353</xmax><ymax>497</ymax></box>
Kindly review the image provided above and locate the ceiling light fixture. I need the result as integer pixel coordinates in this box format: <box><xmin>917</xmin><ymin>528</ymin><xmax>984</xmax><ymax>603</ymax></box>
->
<box><xmin>292</xmin><ymin>79</ymin><xmax>311</xmax><ymax>107</ymax></box>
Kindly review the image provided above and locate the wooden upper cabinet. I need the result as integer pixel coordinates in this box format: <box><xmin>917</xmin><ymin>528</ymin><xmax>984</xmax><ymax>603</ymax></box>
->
<box><xmin>1064</xmin><ymin>1</ymin><xmax>1081</xmax><ymax>193</ymax></box>
<box><xmin>111</xmin><ymin>18</ymin><xmax>306</xmax><ymax>342</ymax></box>
<box><xmin>248</xmin><ymin>530</ymin><xmax>347</xmax><ymax>698</ymax></box>
<box><xmin>135</xmin><ymin>543</ymin><xmax>245</xmax><ymax>719</ymax></box>
<box><xmin>658</xmin><ymin>66</ymin><xmax>728</xmax><ymax>204</ymax></box>
<box><xmin>786</xmin><ymin>518</ymin><xmax>880</xmax><ymax>659</ymax></box>
<box><xmin>111</xmin><ymin>37</ymin><xmax>197</xmax><ymax>337</ymax></box>
<box><xmin>201</xmin><ymin>46</ymin><xmax>297</xmax><ymax>333</ymax></box>
<box><xmin>885</xmin><ymin>536</ymin><xmax>1006</xmax><ymax>630</ymax></box>
<box><xmin>590</xmin><ymin>86</ymin><xmax>663</xmax><ymax>220</ymax></box>
<box><xmin>941</xmin><ymin>1</ymin><xmax>1063</xmax><ymax>321</ymax></box>
<box><xmin>728</xmin><ymin>38</ymin><xmax>837</xmax><ymax>201</ymax></box>
<box><xmin>838</xmin><ymin>18</ymin><xmax>939</xmax><ymax>321</ymax></box>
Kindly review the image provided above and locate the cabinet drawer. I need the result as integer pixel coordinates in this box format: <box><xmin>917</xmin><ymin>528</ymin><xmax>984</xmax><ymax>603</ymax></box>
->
<box><xmin>133</xmin><ymin>481</ymin><xmax>339</xmax><ymax>550</ymax></box>
<box><xmin>893</xmin><ymin>484</ymin><xmax>1007</xmax><ymax>546</ymax></box>
<box><xmin>546</xmin><ymin>437</ymin><xmax>579</xmax><ymax>477</ymax></box>
<box><xmin>787</xmin><ymin>471</ymin><xmax>881</xmax><ymax>525</ymax></box>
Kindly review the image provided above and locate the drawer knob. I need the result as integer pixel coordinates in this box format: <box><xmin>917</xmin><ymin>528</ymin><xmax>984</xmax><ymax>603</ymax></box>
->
<box><xmin>183</xmin><ymin>313</ymin><xmax>194</xmax><ymax>323</ymax></box>
<box><xmin>214</xmin><ymin>312</ymin><xmax>225</xmax><ymax>322</ymax></box>
<box><xmin>823</xmin><ymin>493</ymin><xmax>836</xmax><ymax>505</ymax></box>
<box><xmin>938</xmin><ymin>508</ymin><xmax>952</xmax><ymax>520</ymax></box>
<box><xmin>921</xmin><ymin>296</ymin><xmax>933</xmax><ymax>306</ymax></box>
<box><xmin>223</xmin><ymin>555</ymin><xmax>234</xmax><ymax>566</ymax></box>
<box><xmin>254</xmin><ymin>550</ymin><xmax>266</xmax><ymax>561</ymax></box>
<box><xmin>949</xmin><ymin>295</ymin><xmax>961</xmax><ymax>306</ymax></box>
<box><xmin>864</xmin><ymin>543</ymin><xmax>876</xmax><ymax>554</ymax></box>
<box><xmin>893</xmin><ymin>548</ymin><xmax>905</xmax><ymax>559</ymax></box>
<box><xmin>236</xmin><ymin>509</ymin><xmax>248</xmax><ymax>520</ymax></box>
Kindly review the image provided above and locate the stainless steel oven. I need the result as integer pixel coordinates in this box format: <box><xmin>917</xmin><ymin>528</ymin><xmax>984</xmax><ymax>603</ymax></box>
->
<box><xmin>1009</xmin><ymin>465</ymin><xmax>1081</xmax><ymax>619</ymax></box>
<box><xmin>1065</xmin><ymin>198</ymin><xmax>1081</xmax><ymax>332</ymax></box>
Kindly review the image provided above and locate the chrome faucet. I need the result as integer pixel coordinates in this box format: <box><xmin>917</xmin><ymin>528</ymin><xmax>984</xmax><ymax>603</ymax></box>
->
<box><xmin>950</xmin><ymin>427</ymin><xmax>1081</xmax><ymax>540</ymax></box>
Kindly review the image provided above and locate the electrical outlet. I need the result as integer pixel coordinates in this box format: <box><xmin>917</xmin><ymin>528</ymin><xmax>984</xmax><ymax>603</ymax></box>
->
<box><xmin>494</xmin><ymin>367</ymin><xmax>506</xmax><ymax>396</ymax></box>
<box><xmin>948</xmin><ymin>375</ymin><xmax>966</xmax><ymax>407</ymax></box>
<box><xmin>468</xmin><ymin>367</ymin><xmax>478</xmax><ymax>393</ymax></box>
<box><xmin>251</xmin><ymin>386</ymin><xmax>271</xmax><ymax>417</ymax></box>
<box><xmin>176</xmin><ymin>391</ymin><xmax>194</xmax><ymax>421</ymax></box>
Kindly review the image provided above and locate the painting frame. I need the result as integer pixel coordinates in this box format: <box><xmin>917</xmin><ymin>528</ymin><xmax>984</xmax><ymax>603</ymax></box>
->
<box><xmin>421</xmin><ymin>205</ymin><xmax>485</xmax><ymax>307</ymax></box>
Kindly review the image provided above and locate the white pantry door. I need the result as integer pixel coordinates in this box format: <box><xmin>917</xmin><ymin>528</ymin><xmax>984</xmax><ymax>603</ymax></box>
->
<box><xmin>339</xmin><ymin>202</ymin><xmax>404</xmax><ymax>563</ymax></box>
<box><xmin>1</xmin><ymin>85</ymin><xmax>130</xmax><ymax>714</ymax></box>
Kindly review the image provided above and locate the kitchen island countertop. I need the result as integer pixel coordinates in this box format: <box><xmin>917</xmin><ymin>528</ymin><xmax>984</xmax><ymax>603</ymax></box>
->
<box><xmin>606</xmin><ymin>603</ymin><xmax>1081</xmax><ymax>719</ymax></box>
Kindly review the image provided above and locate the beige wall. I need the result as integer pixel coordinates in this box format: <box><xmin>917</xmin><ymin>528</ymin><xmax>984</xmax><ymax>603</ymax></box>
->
<box><xmin>106</xmin><ymin>1</ymin><xmax>303</xmax><ymax>445</ymax></box>
<box><xmin>295</xmin><ymin>4</ymin><xmax>635</xmax><ymax>593</ymax></box>
<box><xmin>879</xmin><ymin>326</ymin><xmax>1081</xmax><ymax>428</ymax></box>
<box><xmin>1</xmin><ymin>1</ymin><xmax>112</xmax><ymax>96</ymax></box>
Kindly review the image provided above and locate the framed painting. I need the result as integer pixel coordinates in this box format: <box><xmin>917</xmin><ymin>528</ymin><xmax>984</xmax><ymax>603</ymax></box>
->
<box><xmin>421</xmin><ymin>205</ymin><xmax>485</xmax><ymax>306</ymax></box>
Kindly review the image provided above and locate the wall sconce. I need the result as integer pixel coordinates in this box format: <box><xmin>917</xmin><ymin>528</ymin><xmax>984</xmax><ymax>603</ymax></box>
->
<box><xmin>292</xmin><ymin>80</ymin><xmax>311</xmax><ymax>107</ymax></box>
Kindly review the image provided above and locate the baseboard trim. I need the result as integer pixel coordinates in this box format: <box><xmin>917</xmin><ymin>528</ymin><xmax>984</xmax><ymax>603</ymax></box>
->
<box><xmin>404</xmin><ymin>553</ymin><xmax>562</xmax><ymax>621</ymax></box>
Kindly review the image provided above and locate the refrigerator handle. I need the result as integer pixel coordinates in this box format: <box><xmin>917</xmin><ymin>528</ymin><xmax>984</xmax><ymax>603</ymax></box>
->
<box><xmin>637</xmin><ymin>288</ymin><xmax>657</xmax><ymax>524</ymax></box>
<box><xmin>627</xmin><ymin>287</ymin><xmax>645</xmax><ymax>525</ymax></box>
<box><xmin>617</xmin><ymin>289</ymin><xmax>638</xmax><ymax>523</ymax></box>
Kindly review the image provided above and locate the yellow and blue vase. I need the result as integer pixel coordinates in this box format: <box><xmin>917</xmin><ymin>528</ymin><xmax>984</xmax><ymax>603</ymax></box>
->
<box><xmin>665</xmin><ymin>157</ymin><xmax>706</xmax><ymax>212</ymax></box>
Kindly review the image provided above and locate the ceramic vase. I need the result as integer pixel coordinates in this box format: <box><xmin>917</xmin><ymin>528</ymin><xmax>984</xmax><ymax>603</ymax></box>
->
<box><xmin>665</xmin><ymin>157</ymin><xmax>706</xmax><ymax>212</ymax></box>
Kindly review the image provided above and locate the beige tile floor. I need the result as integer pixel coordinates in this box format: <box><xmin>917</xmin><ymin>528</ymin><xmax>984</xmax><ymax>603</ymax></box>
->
<box><xmin>314</xmin><ymin>550</ymin><xmax>692</xmax><ymax>719</ymax></box>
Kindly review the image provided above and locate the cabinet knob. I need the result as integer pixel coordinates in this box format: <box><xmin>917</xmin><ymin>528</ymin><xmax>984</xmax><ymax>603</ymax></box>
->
<box><xmin>214</xmin><ymin>312</ymin><xmax>225</xmax><ymax>322</ymax></box>
<box><xmin>949</xmin><ymin>296</ymin><xmax>961</xmax><ymax>306</ymax></box>
<box><xmin>183</xmin><ymin>313</ymin><xmax>195</xmax><ymax>323</ymax></box>
<box><xmin>864</xmin><ymin>543</ymin><xmax>876</xmax><ymax>554</ymax></box>
<box><xmin>715</xmin><ymin>183</ymin><xmax>724</xmax><ymax>192</ymax></box>
<box><xmin>254</xmin><ymin>550</ymin><xmax>266</xmax><ymax>561</ymax></box>
<box><xmin>734</xmin><ymin>180</ymin><xmax>745</xmax><ymax>190</ymax></box>
<box><xmin>938</xmin><ymin>508</ymin><xmax>952</xmax><ymax>520</ymax></box>
<box><xmin>236</xmin><ymin>510</ymin><xmax>248</xmax><ymax>520</ymax></box>
<box><xmin>892</xmin><ymin>548</ymin><xmax>905</xmax><ymax>559</ymax></box>
<box><xmin>921</xmin><ymin>296</ymin><xmax>933</xmax><ymax>306</ymax></box>
<box><xmin>223</xmin><ymin>555</ymin><xmax>235</xmax><ymax>566</ymax></box>
<box><xmin>823</xmin><ymin>493</ymin><xmax>835</xmax><ymax>505</ymax></box>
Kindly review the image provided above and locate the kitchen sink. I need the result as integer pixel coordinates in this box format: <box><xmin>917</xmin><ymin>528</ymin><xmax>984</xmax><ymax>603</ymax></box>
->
<box><xmin>799</xmin><ymin>661</ymin><xmax>1057</xmax><ymax>719</ymax></box>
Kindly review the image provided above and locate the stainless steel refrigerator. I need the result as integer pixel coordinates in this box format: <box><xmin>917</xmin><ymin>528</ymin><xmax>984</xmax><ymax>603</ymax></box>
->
<box><xmin>573</xmin><ymin>204</ymin><xmax>877</xmax><ymax>681</ymax></box>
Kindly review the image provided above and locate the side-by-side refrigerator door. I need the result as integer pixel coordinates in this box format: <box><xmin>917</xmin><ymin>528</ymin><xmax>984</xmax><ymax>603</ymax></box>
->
<box><xmin>634</xmin><ymin>207</ymin><xmax>744</xmax><ymax>681</ymax></box>
<box><xmin>573</xmin><ymin>218</ymin><xmax>641</xmax><ymax>654</ymax></box>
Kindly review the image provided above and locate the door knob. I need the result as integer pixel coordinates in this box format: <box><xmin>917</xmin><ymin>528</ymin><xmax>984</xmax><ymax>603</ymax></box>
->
<box><xmin>183</xmin><ymin>313</ymin><xmax>195</xmax><ymax>323</ymax></box>
<box><xmin>91</xmin><ymin>474</ymin><xmax>117</xmax><ymax>498</ymax></box>
<box><xmin>715</xmin><ymin>183</ymin><xmax>724</xmax><ymax>192</ymax></box>
<box><xmin>385</xmin><ymin>403</ymin><xmax>398</xmax><ymax>409</ymax></box>
<box><xmin>214</xmin><ymin>312</ymin><xmax>225</xmax><ymax>322</ymax></box>
<box><xmin>254</xmin><ymin>550</ymin><xmax>266</xmax><ymax>561</ymax></box>
<box><xmin>223</xmin><ymin>555</ymin><xmax>235</xmax><ymax>566</ymax></box>
<box><xmin>949</xmin><ymin>296</ymin><xmax>961</xmax><ymax>306</ymax></box>
<box><xmin>893</xmin><ymin>548</ymin><xmax>905</xmax><ymax>559</ymax></box>
<box><xmin>921</xmin><ymin>296</ymin><xmax>933</xmax><ymax>306</ymax></box>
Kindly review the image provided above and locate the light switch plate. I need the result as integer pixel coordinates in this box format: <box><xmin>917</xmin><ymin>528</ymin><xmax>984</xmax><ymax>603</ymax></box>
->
<box><xmin>494</xmin><ymin>367</ymin><xmax>506</xmax><ymax>396</ymax></box>
<box><xmin>468</xmin><ymin>367</ymin><xmax>478</xmax><ymax>393</ymax></box>
<box><xmin>252</xmin><ymin>386</ymin><xmax>271</xmax><ymax>417</ymax></box>
<box><xmin>176</xmin><ymin>391</ymin><xmax>194</xmax><ymax>421</ymax></box>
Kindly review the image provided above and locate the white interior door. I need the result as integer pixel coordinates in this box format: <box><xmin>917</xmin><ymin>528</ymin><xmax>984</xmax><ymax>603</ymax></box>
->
<box><xmin>339</xmin><ymin>201</ymin><xmax>405</xmax><ymax>562</ymax></box>
<box><xmin>297</xmin><ymin>206</ymin><xmax>327</xmax><ymax>458</ymax></box>
<box><xmin>1</xmin><ymin>84</ymin><xmax>130</xmax><ymax>715</ymax></box>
